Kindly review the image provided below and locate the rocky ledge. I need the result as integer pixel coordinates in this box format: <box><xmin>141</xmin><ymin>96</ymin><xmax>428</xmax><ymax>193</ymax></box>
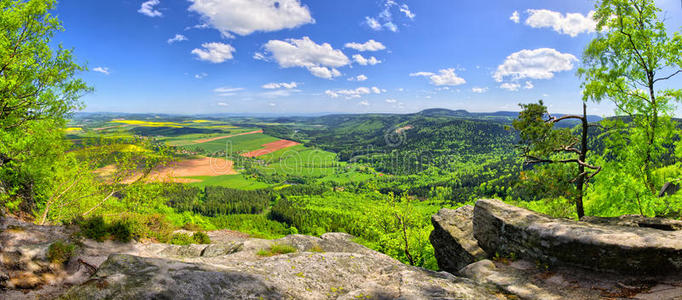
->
<box><xmin>1</xmin><ymin>217</ymin><xmax>498</xmax><ymax>300</ymax></box>
<box><xmin>431</xmin><ymin>199</ymin><xmax>682</xmax><ymax>299</ymax></box>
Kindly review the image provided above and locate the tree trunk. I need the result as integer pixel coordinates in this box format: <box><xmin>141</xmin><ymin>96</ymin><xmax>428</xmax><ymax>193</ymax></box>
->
<box><xmin>575</xmin><ymin>103</ymin><xmax>588</xmax><ymax>219</ymax></box>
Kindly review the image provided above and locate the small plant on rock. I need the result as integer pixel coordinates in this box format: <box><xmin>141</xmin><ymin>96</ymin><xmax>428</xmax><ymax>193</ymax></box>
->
<box><xmin>47</xmin><ymin>240</ymin><xmax>76</xmax><ymax>264</ymax></box>
<box><xmin>192</xmin><ymin>232</ymin><xmax>211</xmax><ymax>244</ymax></box>
<box><xmin>169</xmin><ymin>233</ymin><xmax>194</xmax><ymax>245</ymax></box>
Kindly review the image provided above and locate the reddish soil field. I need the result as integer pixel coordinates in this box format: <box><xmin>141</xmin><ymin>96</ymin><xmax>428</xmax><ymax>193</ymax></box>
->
<box><xmin>193</xmin><ymin>129</ymin><xmax>263</xmax><ymax>144</ymax></box>
<box><xmin>147</xmin><ymin>157</ymin><xmax>236</xmax><ymax>182</ymax></box>
<box><xmin>99</xmin><ymin>157</ymin><xmax>236</xmax><ymax>183</ymax></box>
<box><xmin>241</xmin><ymin>140</ymin><xmax>300</xmax><ymax>157</ymax></box>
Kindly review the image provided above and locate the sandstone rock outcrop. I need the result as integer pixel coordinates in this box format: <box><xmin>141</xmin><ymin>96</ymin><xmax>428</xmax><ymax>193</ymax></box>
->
<box><xmin>61</xmin><ymin>233</ymin><xmax>497</xmax><ymax>300</ymax></box>
<box><xmin>429</xmin><ymin>206</ymin><xmax>486</xmax><ymax>274</ymax></box>
<box><xmin>473</xmin><ymin>199</ymin><xmax>682</xmax><ymax>275</ymax></box>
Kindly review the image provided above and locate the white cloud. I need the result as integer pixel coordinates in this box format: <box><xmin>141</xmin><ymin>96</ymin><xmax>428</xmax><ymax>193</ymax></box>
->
<box><xmin>365</xmin><ymin>17</ymin><xmax>382</xmax><ymax>30</ymax></box>
<box><xmin>524</xmin><ymin>81</ymin><xmax>534</xmax><ymax>89</ymax></box>
<box><xmin>510</xmin><ymin>11</ymin><xmax>520</xmax><ymax>23</ymax></box>
<box><xmin>214</xmin><ymin>87</ymin><xmax>244</xmax><ymax>94</ymax></box>
<box><xmin>325</xmin><ymin>87</ymin><xmax>374</xmax><ymax>99</ymax></box>
<box><xmin>353</xmin><ymin>54</ymin><xmax>381</xmax><ymax>66</ymax></box>
<box><xmin>194</xmin><ymin>72</ymin><xmax>207</xmax><ymax>79</ymax></box>
<box><xmin>348</xmin><ymin>74</ymin><xmax>368</xmax><ymax>81</ymax></box>
<box><xmin>167</xmin><ymin>34</ymin><xmax>188</xmax><ymax>44</ymax></box>
<box><xmin>138</xmin><ymin>0</ymin><xmax>162</xmax><ymax>17</ymax></box>
<box><xmin>472</xmin><ymin>87</ymin><xmax>488</xmax><ymax>93</ymax></box>
<box><xmin>261</xmin><ymin>36</ymin><xmax>350</xmax><ymax>79</ymax></box>
<box><xmin>217</xmin><ymin>102</ymin><xmax>229</xmax><ymax>106</ymax></box>
<box><xmin>192</xmin><ymin>42</ymin><xmax>236</xmax><ymax>63</ymax></box>
<box><xmin>344</xmin><ymin>40</ymin><xmax>386</xmax><ymax>52</ymax></box>
<box><xmin>525</xmin><ymin>9</ymin><xmax>596</xmax><ymax>37</ymax></box>
<box><xmin>188</xmin><ymin>0</ymin><xmax>314</xmax><ymax>37</ymax></box>
<box><xmin>493</xmin><ymin>48</ymin><xmax>577</xmax><ymax>82</ymax></box>
<box><xmin>410</xmin><ymin>68</ymin><xmax>466</xmax><ymax>86</ymax></box>
<box><xmin>371</xmin><ymin>86</ymin><xmax>382</xmax><ymax>94</ymax></box>
<box><xmin>262</xmin><ymin>82</ymin><xmax>298</xmax><ymax>89</ymax></box>
<box><xmin>385</xmin><ymin>98</ymin><xmax>397</xmax><ymax>103</ymax></box>
<box><xmin>359</xmin><ymin>100</ymin><xmax>370</xmax><ymax>106</ymax></box>
<box><xmin>92</xmin><ymin>67</ymin><xmax>110</xmax><ymax>75</ymax></box>
<box><xmin>365</xmin><ymin>1</ymin><xmax>414</xmax><ymax>32</ymax></box>
<box><xmin>399</xmin><ymin>4</ymin><xmax>415</xmax><ymax>20</ymax></box>
<box><xmin>500</xmin><ymin>82</ymin><xmax>520</xmax><ymax>91</ymax></box>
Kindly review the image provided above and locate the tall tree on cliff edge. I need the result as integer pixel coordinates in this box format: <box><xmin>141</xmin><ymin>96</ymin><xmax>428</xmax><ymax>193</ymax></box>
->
<box><xmin>0</xmin><ymin>0</ymin><xmax>90</xmax><ymax>213</ymax></box>
<box><xmin>579</xmin><ymin>0</ymin><xmax>682</xmax><ymax>216</ymax></box>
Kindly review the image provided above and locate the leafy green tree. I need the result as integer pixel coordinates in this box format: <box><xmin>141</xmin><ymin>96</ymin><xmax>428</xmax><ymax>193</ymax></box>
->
<box><xmin>0</xmin><ymin>0</ymin><xmax>90</xmax><ymax>212</ymax></box>
<box><xmin>579</xmin><ymin>0</ymin><xmax>682</xmax><ymax>199</ymax></box>
<box><xmin>512</xmin><ymin>101</ymin><xmax>601</xmax><ymax>218</ymax></box>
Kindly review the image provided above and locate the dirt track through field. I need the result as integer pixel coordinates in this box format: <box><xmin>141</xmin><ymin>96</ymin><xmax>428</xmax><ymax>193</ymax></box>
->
<box><xmin>241</xmin><ymin>140</ymin><xmax>300</xmax><ymax>157</ymax></box>
<box><xmin>192</xmin><ymin>129</ymin><xmax>263</xmax><ymax>144</ymax></box>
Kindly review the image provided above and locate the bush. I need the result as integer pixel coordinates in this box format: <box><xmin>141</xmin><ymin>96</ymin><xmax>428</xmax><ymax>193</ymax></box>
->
<box><xmin>257</xmin><ymin>243</ymin><xmax>296</xmax><ymax>257</ymax></box>
<box><xmin>192</xmin><ymin>232</ymin><xmax>211</xmax><ymax>244</ymax></box>
<box><xmin>109</xmin><ymin>221</ymin><xmax>133</xmax><ymax>243</ymax></box>
<box><xmin>47</xmin><ymin>240</ymin><xmax>76</xmax><ymax>264</ymax></box>
<box><xmin>169</xmin><ymin>233</ymin><xmax>194</xmax><ymax>245</ymax></box>
<box><xmin>80</xmin><ymin>216</ymin><xmax>108</xmax><ymax>242</ymax></box>
<box><xmin>183</xmin><ymin>223</ymin><xmax>204</xmax><ymax>231</ymax></box>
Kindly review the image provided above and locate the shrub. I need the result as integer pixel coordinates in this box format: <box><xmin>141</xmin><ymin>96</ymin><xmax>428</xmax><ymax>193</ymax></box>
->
<box><xmin>80</xmin><ymin>216</ymin><xmax>108</xmax><ymax>242</ymax></box>
<box><xmin>47</xmin><ymin>240</ymin><xmax>76</xmax><ymax>264</ymax></box>
<box><xmin>109</xmin><ymin>221</ymin><xmax>133</xmax><ymax>243</ymax></box>
<box><xmin>192</xmin><ymin>232</ymin><xmax>211</xmax><ymax>244</ymax></box>
<box><xmin>169</xmin><ymin>233</ymin><xmax>194</xmax><ymax>245</ymax></box>
<box><xmin>257</xmin><ymin>243</ymin><xmax>296</xmax><ymax>257</ymax></box>
<box><xmin>183</xmin><ymin>223</ymin><xmax>204</xmax><ymax>232</ymax></box>
<box><xmin>144</xmin><ymin>214</ymin><xmax>175</xmax><ymax>242</ymax></box>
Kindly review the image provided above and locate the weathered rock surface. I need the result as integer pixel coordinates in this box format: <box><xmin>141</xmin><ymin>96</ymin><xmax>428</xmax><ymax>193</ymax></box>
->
<box><xmin>460</xmin><ymin>258</ymin><xmax>682</xmax><ymax>300</ymax></box>
<box><xmin>429</xmin><ymin>206</ymin><xmax>486</xmax><ymax>274</ymax></box>
<box><xmin>581</xmin><ymin>214</ymin><xmax>682</xmax><ymax>231</ymax></box>
<box><xmin>61</xmin><ymin>233</ymin><xmax>497</xmax><ymax>300</ymax></box>
<box><xmin>473</xmin><ymin>199</ymin><xmax>682</xmax><ymax>275</ymax></box>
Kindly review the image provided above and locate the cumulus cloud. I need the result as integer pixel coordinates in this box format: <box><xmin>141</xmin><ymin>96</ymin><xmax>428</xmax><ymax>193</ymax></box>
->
<box><xmin>92</xmin><ymin>67</ymin><xmax>110</xmax><ymax>75</ymax></box>
<box><xmin>348</xmin><ymin>74</ymin><xmax>368</xmax><ymax>81</ymax></box>
<box><xmin>399</xmin><ymin>4</ymin><xmax>415</xmax><ymax>20</ymax></box>
<box><xmin>525</xmin><ymin>9</ymin><xmax>596</xmax><ymax>37</ymax></box>
<box><xmin>359</xmin><ymin>100</ymin><xmax>370</xmax><ymax>106</ymax></box>
<box><xmin>260</xmin><ymin>37</ymin><xmax>349</xmax><ymax>79</ymax></box>
<box><xmin>167</xmin><ymin>34</ymin><xmax>188</xmax><ymax>44</ymax></box>
<box><xmin>510</xmin><ymin>11</ymin><xmax>520</xmax><ymax>23</ymax></box>
<box><xmin>472</xmin><ymin>87</ymin><xmax>488</xmax><ymax>93</ymax></box>
<box><xmin>524</xmin><ymin>81</ymin><xmax>534</xmax><ymax>89</ymax></box>
<box><xmin>194</xmin><ymin>72</ymin><xmax>207</xmax><ymax>79</ymax></box>
<box><xmin>500</xmin><ymin>82</ymin><xmax>520</xmax><ymax>91</ymax></box>
<box><xmin>138</xmin><ymin>0</ymin><xmax>162</xmax><ymax>17</ymax></box>
<box><xmin>325</xmin><ymin>87</ymin><xmax>378</xmax><ymax>99</ymax></box>
<box><xmin>493</xmin><ymin>48</ymin><xmax>577</xmax><ymax>82</ymax></box>
<box><xmin>344</xmin><ymin>40</ymin><xmax>386</xmax><ymax>52</ymax></box>
<box><xmin>188</xmin><ymin>0</ymin><xmax>314</xmax><ymax>37</ymax></box>
<box><xmin>385</xmin><ymin>98</ymin><xmax>397</xmax><ymax>103</ymax></box>
<box><xmin>192</xmin><ymin>42</ymin><xmax>236</xmax><ymax>63</ymax></box>
<box><xmin>217</xmin><ymin>102</ymin><xmax>229</xmax><ymax>106</ymax></box>
<box><xmin>353</xmin><ymin>54</ymin><xmax>381</xmax><ymax>66</ymax></box>
<box><xmin>262</xmin><ymin>82</ymin><xmax>298</xmax><ymax>89</ymax></box>
<box><xmin>410</xmin><ymin>68</ymin><xmax>466</xmax><ymax>86</ymax></box>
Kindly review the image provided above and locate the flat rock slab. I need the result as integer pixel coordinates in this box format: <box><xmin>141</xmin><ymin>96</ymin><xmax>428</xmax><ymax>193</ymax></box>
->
<box><xmin>473</xmin><ymin>199</ymin><xmax>682</xmax><ymax>275</ymax></box>
<box><xmin>430</xmin><ymin>206</ymin><xmax>487</xmax><ymax>274</ymax></box>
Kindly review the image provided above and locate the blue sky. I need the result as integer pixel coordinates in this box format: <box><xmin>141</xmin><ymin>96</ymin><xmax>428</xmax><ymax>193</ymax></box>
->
<box><xmin>54</xmin><ymin>0</ymin><xmax>682</xmax><ymax>116</ymax></box>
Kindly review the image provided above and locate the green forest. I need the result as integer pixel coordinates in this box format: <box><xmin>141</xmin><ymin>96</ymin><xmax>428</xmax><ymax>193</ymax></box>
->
<box><xmin>1</xmin><ymin>0</ymin><xmax>682</xmax><ymax>272</ymax></box>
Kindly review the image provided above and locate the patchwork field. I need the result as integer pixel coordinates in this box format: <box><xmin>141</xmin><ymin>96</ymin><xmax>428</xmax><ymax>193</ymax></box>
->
<box><xmin>147</xmin><ymin>157</ymin><xmax>236</xmax><ymax>183</ymax></box>
<box><xmin>241</xmin><ymin>139</ymin><xmax>300</xmax><ymax>157</ymax></box>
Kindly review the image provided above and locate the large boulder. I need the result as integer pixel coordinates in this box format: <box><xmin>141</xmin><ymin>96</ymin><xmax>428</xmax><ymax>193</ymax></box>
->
<box><xmin>429</xmin><ymin>206</ymin><xmax>487</xmax><ymax>274</ymax></box>
<box><xmin>473</xmin><ymin>199</ymin><xmax>682</xmax><ymax>275</ymax></box>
